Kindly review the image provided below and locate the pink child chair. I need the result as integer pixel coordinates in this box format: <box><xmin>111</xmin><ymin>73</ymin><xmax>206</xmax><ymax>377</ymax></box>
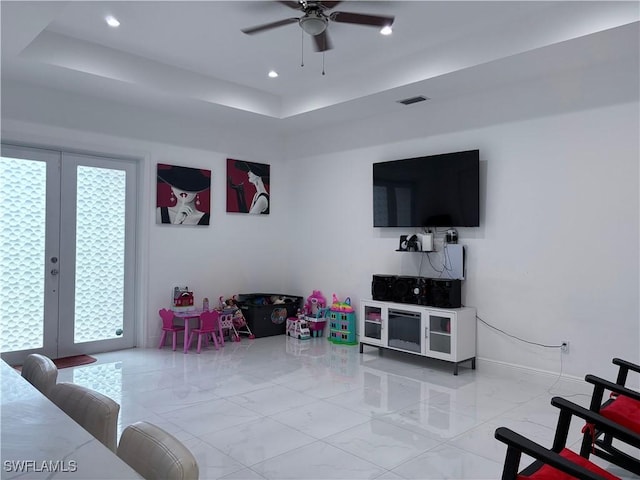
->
<box><xmin>186</xmin><ymin>310</ymin><xmax>224</xmax><ymax>353</ymax></box>
<box><xmin>158</xmin><ymin>308</ymin><xmax>185</xmax><ymax>351</ymax></box>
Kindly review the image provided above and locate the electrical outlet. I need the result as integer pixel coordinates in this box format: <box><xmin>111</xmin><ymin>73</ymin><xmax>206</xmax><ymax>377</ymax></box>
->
<box><xmin>561</xmin><ymin>341</ymin><xmax>569</xmax><ymax>354</ymax></box>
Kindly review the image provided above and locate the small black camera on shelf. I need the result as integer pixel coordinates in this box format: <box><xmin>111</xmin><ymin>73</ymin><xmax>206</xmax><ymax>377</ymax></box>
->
<box><xmin>399</xmin><ymin>234</ymin><xmax>420</xmax><ymax>252</ymax></box>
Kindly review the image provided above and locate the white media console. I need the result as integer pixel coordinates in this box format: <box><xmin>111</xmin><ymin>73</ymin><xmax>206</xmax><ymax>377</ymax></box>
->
<box><xmin>359</xmin><ymin>299</ymin><xmax>476</xmax><ymax>375</ymax></box>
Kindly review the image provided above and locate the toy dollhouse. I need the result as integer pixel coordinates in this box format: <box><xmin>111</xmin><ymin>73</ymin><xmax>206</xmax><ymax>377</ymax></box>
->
<box><xmin>173</xmin><ymin>286</ymin><xmax>194</xmax><ymax>311</ymax></box>
<box><xmin>327</xmin><ymin>295</ymin><xmax>357</xmax><ymax>345</ymax></box>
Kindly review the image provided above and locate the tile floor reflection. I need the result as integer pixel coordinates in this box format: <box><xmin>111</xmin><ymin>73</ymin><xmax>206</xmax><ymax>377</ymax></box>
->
<box><xmin>57</xmin><ymin>336</ymin><xmax>637</xmax><ymax>479</ymax></box>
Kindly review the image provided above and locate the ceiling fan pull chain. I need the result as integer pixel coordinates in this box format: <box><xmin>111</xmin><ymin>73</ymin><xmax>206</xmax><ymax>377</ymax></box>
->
<box><xmin>322</xmin><ymin>52</ymin><xmax>326</xmax><ymax>75</ymax></box>
<box><xmin>300</xmin><ymin>28</ymin><xmax>305</xmax><ymax>67</ymax></box>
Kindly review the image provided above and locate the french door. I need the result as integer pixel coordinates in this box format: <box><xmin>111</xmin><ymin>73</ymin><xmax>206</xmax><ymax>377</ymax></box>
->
<box><xmin>0</xmin><ymin>144</ymin><xmax>137</xmax><ymax>365</ymax></box>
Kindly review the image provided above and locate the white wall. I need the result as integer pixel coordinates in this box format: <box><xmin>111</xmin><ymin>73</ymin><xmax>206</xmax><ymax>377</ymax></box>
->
<box><xmin>2</xmin><ymin>68</ymin><xmax>638</xmax><ymax>380</ymax></box>
<box><xmin>1</xmin><ymin>95</ymin><xmax>292</xmax><ymax>348</ymax></box>
<box><xmin>283</xmin><ymin>101</ymin><xmax>640</xmax><ymax>380</ymax></box>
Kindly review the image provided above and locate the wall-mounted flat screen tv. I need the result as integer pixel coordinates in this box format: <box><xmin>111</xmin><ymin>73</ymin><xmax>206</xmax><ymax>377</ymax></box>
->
<box><xmin>373</xmin><ymin>149</ymin><xmax>479</xmax><ymax>227</ymax></box>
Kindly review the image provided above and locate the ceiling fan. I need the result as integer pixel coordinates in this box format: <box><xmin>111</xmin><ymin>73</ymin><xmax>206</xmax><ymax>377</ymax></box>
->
<box><xmin>241</xmin><ymin>1</ymin><xmax>394</xmax><ymax>52</ymax></box>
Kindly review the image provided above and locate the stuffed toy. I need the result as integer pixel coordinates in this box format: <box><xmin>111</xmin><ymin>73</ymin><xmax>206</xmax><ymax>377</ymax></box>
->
<box><xmin>271</xmin><ymin>295</ymin><xmax>285</xmax><ymax>304</ymax></box>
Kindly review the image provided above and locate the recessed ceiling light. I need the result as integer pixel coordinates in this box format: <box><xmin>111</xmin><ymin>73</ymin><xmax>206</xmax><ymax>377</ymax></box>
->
<box><xmin>380</xmin><ymin>26</ymin><xmax>392</xmax><ymax>36</ymax></box>
<box><xmin>105</xmin><ymin>16</ymin><xmax>120</xmax><ymax>28</ymax></box>
<box><xmin>268</xmin><ymin>70</ymin><xmax>278</xmax><ymax>78</ymax></box>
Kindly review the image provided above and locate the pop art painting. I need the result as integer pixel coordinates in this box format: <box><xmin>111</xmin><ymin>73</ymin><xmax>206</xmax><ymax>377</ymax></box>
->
<box><xmin>226</xmin><ymin>159</ymin><xmax>270</xmax><ymax>214</ymax></box>
<box><xmin>156</xmin><ymin>164</ymin><xmax>211</xmax><ymax>225</ymax></box>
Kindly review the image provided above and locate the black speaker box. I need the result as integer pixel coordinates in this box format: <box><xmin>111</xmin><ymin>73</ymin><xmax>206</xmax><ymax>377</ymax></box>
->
<box><xmin>398</xmin><ymin>236</ymin><xmax>408</xmax><ymax>251</ymax></box>
<box><xmin>391</xmin><ymin>276</ymin><xmax>429</xmax><ymax>305</ymax></box>
<box><xmin>427</xmin><ymin>279</ymin><xmax>461</xmax><ymax>308</ymax></box>
<box><xmin>372</xmin><ymin>275</ymin><xmax>397</xmax><ymax>301</ymax></box>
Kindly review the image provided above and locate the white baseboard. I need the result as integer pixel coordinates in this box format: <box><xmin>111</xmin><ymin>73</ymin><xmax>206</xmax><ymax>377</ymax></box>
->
<box><xmin>476</xmin><ymin>357</ymin><xmax>584</xmax><ymax>383</ymax></box>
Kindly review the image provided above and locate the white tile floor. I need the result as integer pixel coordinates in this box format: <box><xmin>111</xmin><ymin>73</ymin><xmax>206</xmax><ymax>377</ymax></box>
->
<box><xmin>58</xmin><ymin>336</ymin><xmax>638</xmax><ymax>480</ymax></box>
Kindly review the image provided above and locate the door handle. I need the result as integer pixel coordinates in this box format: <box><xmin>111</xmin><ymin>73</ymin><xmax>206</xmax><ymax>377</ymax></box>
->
<box><xmin>51</xmin><ymin>269</ymin><xmax>59</xmax><ymax>276</ymax></box>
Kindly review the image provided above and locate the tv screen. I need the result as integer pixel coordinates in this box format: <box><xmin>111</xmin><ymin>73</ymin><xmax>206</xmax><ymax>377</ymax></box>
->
<box><xmin>373</xmin><ymin>150</ymin><xmax>479</xmax><ymax>228</ymax></box>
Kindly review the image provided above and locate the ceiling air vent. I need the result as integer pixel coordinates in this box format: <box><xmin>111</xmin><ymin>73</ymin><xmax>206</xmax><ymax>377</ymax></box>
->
<box><xmin>397</xmin><ymin>95</ymin><xmax>429</xmax><ymax>106</ymax></box>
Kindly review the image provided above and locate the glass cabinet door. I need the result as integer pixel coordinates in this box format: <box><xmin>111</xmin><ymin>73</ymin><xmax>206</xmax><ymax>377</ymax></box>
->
<box><xmin>427</xmin><ymin>314</ymin><xmax>453</xmax><ymax>356</ymax></box>
<box><xmin>363</xmin><ymin>305</ymin><xmax>383</xmax><ymax>342</ymax></box>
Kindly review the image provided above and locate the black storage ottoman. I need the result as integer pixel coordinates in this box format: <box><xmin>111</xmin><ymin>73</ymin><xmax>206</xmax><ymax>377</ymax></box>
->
<box><xmin>237</xmin><ymin>293</ymin><xmax>303</xmax><ymax>338</ymax></box>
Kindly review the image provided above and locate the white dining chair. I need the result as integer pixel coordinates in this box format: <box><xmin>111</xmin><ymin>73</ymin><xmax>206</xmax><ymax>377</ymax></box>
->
<box><xmin>49</xmin><ymin>382</ymin><xmax>120</xmax><ymax>452</ymax></box>
<box><xmin>21</xmin><ymin>353</ymin><xmax>58</xmax><ymax>398</ymax></box>
<box><xmin>117</xmin><ymin>421</ymin><xmax>199</xmax><ymax>480</ymax></box>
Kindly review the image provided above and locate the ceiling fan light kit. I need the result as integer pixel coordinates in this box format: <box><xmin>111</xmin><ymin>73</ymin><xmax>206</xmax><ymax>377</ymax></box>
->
<box><xmin>299</xmin><ymin>11</ymin><xmax>328</xmax><ymax>35</ymax></box>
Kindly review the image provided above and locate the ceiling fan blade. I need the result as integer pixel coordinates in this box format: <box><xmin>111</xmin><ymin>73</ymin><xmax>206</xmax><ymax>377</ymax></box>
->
<box><xmin>312</xmin><ymin>30</ymin><xmax>333</xmax><ymax>52</ymax></box>
<box><xmin>241</xmin><ymin>17</ymin><xmax>299</xmax><ymax>35</ymax></box>
<box><xmin>319</xmin><ymin>1</ymin><xmax>342</xmax><ymax>9</ymax></box>
<box><xmin>277</xmin><ymin>1</ymin><xmax>303</xmax><ymax>10</ymax></box>
<box><xmin>330</xmin><ymin>11</ymin><xmax>394</xmax><ymax>27</ymax></box>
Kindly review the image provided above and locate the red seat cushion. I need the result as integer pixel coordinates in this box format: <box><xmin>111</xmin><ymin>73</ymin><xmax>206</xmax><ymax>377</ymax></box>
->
<box><xmin>517</xmin><ymin>448</ymin><xmax>620</xmax><ymax>480</ymax></box>
<box><xmin>600</xmin><ymin>395</ymin><xmax>640</xmax><ymax>432</ymax></box>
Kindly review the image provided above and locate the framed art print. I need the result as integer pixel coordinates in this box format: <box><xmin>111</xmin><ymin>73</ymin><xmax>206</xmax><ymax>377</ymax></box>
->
<box><xmin>226</xmin><ymin>159</ymin><xmax>270</xmax><ymax>214</ymax></box>
<box><xmin>156</xmin><ymin>164</ymin><xmax>211</xmax><ymax>225</ymax></box>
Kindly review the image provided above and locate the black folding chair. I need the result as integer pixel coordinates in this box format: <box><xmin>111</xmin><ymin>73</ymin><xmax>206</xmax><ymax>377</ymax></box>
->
<box><xmin>580</xmin><ymin>358</ymin><xmax>640</xmax><ymax>475</ymax></box>
<box><xmin>495</xmin><ymin>396</ymin><xmax>639</xmax><ymax>480</ymax></box>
